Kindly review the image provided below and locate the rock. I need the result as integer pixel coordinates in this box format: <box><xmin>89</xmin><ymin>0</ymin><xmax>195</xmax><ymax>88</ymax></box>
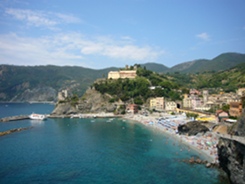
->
<box><xmin>178</xmin><ymin>121</ymin><xmax>209</xmax><ymax>136</ymax></box>
<box><xmin>217</xmin><ymin>137</ymin><xmax>245</xmax><ymax>184</ymax></box>
<box><xmin>52</xmin><ymin>88</ymin><xmax>121</xmax><ymax>115</ymax></box>
<box><xmin>0</xmin><ymin>127</ymin><xmax>32</xmax><ymax>136</ymax></box>
<box><xmin>233</xmin><ymin>113</ymin><xmax>245</xmax><ymax>136</ymax></box>
<box><xmin>77</xmin><ymin>89</ymin><xmax>117</xmax><ymax>113</ymax></box>
<box><xmin>206</xmin><ymin>163</ymin><xmax>211</xmax><ymax>168</ymax></box>
<box><xmin>51</xmin><ymin>102</ymin><xmax>78</xmax><ymax>115</ymax></box>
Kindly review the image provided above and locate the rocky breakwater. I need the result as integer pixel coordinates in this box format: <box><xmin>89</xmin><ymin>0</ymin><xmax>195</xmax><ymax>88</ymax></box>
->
<box><xmin>51</xmin><ymin>88</ymin><xmax>124</xmax><ymax>117</ymax></box>
<box><xmin>0</xmin><ymin>127</ymin><xmax>33</xmax><ymax>136</ymax></box>
<box><xmin>217</xmin><ymin>112</ymin><xmax>245</xmax><ymax>184</ymax></box>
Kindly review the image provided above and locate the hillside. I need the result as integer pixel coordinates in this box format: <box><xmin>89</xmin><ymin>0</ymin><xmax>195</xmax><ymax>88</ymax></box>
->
<box><xmin>141</xmin><ymin>62</ymin><xmax>169</xmax><ymax>73</ymax></box>
<box><xmin>0</xmin><ymin>65</ymin><xmax>117</xmax><ymax>102</ymax></box>
<box><xmin>0</xmin><ymin>52</ymin><xmax>245</xmax><ymax>102</ymax></box>
<box><xmin>169</xmin><ymin>59</ymin><xmax>209</xmax><ymax>73</ymax></box>
<box><xmin>169</xmin><ymin>52</ymin><xmax>245</xmax><ymax>73</ymax></box>
<box><xmin>169</xmin><ymin>63</ymin><xmax>245</xmax><ymax>92</ymax></box>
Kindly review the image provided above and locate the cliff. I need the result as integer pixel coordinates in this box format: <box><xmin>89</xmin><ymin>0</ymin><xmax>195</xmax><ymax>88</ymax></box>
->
<box><xmin>217</xmin><ymin>137</ymin><xmax>245</xmax><ymax>184</ymax></box>
<box><xmin>217</xmin><ymin>112</ymin><xmax>245</xmax><ymax>184</ymax></box>
<box><xmin>51</xmin><ymin>88</ymin><xmax>123</xmax><ymax>116</ymax></box>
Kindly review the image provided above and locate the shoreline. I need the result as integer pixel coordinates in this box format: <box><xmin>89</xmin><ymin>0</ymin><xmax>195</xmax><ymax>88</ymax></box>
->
<box><xmin>123</xmin><ymin>113</ymin><xmax>218</xmax><ymax>164</ymax></box>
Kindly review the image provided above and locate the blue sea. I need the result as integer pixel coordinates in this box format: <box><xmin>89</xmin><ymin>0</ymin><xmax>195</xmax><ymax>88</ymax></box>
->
<box><xmin>0</xmin><ymin>103</ymin><xmax>227</xmax><ymax>183</ymax></box>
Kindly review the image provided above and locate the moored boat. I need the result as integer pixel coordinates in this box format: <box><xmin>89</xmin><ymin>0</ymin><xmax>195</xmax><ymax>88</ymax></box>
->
<box><xmin>29</xmin><ymin>113</ymin><xmax>46</xmax><ymax>120</ymax></box>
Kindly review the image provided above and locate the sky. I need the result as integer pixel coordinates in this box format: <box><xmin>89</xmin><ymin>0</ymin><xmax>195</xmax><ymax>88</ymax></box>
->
<box><xmin>0</xmin><ymin>0</ymin><xmax>245</xmax><ymax>69</ymax></box>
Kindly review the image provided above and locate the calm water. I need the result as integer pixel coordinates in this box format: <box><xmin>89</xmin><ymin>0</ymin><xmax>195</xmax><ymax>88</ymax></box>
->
<box><xmin>0</xmin><ymin>103</ymin><xmax>226</xmax><ymax>183</ymax></box>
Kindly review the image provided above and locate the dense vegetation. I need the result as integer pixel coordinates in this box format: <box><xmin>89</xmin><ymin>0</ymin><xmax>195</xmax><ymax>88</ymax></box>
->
<box><xmin>0</xmin><ymin>65</ymin><xmax>114</xmax><ymax>101</ymax></box>
<box><xmin>168</xmin><ymin>63</ymin><xmax>245</xmax><ymax>93</ymax></box>
<box><xmin>94</xmin><ymin>62</ymin><xmax>245</xmax><ymax>105</ymax></box>
<box><xmin>93</xmin><ymin>66</ymin><xmax>182</xmax><ymax>105</ymax></box>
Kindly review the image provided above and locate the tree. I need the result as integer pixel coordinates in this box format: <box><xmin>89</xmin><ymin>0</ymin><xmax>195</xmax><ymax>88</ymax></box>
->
<box><xmin>222</xmin><ymin>104</ymin><xmax>230</xmax><ymax>112</ymax></box>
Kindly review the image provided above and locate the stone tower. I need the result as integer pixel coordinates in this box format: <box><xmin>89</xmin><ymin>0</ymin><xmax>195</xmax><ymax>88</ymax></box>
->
<box><xmin>203</xmin><ymin>90</ymin><xmax>209</xmax><ymax>105</ymax></box>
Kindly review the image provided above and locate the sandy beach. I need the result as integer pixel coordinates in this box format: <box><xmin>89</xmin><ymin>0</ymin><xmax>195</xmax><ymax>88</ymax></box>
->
<box><xmin>123</xmin><ymin>112</ymin><xmax>219</xmax><ymax>164</ymax></box>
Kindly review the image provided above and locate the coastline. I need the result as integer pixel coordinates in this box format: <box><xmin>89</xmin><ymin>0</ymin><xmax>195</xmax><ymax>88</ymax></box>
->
<box><xmin>123</xmin><ymin>113</ymin><xmax>218</xmax><ymax>164</ymax></box>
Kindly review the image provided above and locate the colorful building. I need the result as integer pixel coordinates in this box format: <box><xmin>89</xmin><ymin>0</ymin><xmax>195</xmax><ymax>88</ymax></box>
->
<box><xmin>229</xmin><ymin>101</ymin><xmax>243</xmax><ymax>117</ymax></box>
<box><xmin>150</xmin><ymin>97</ymin><xmax>164</xmax><ymax>111</ymax></box>
<box><xmin>126</xmin><ymin>104</ymin><xmax>138</xmax><ymax>114</ymax></box>
<box><xmin>216</xmin><ymin>110</ymin><xmax>229</xmax><ymax>122</ymax></box>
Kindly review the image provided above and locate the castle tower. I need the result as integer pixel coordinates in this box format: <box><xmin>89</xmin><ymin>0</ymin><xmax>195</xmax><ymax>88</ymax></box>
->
<box><xmin>203</xmin><ymin>90</ymin><xmax>209</xmax><ymax>105</ymax></box>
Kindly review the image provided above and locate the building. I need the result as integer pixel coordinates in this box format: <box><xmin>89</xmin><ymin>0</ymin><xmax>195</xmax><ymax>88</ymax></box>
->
<box><xmin>229</xmin><ymin>101</ymin><xmax>243</xmax><ymax>117</ymax></box>
<box><xmin>108</xmin><ymin>71</ymin><xmax>120</xmax><ymax>79</ymax></box>
<box><xmin>119</xmin><ymin>70</ymin><xmax>137</xmax><ymax>79</ymax></box>
<box><xmin>165</xmin><ymin>101</ymin><xmax>177</xmax><ymax>111</ymax></box>
<box><xmin>203</xmin><ymin>90</ymin><xmax>209</xmax><ymax>105</ymax></box>
<box><xmin>58</xmin><ymin>90</ymin><xmax>68</xmax><ymax>101</ymax></box>
<box><xmin>191</xmin><ymin>94</ymin><xmax>202</xmax><ymax>109</ymax></box>
<box><xmin>237</xmin><ymin>88</ymin><xmax>245</xmax><ymax>97</ymax></box>
<box><xmin>150</xmin><ymin>97</ymin><xmax>164</xmax><ymax>111</ymax></box>
<box><xmin>126</xmin><ymin>104</ymin><xmax>138</xmax><ymax>114</ymax></box>
<box><xmin>108</xmin><ymin>70</ymin><xmax>137</xmax><ymax>79</ymax></box>
<box><xmin>182</xmin><ymin>94</ymin><xmax>192</xmax><ymax>108</ymax></box>
<box><xmin>190</xmin><ymin>89</ymin><xmax>201</xmax><ymax>95</ymax></box>
<box><xmin>216</xmin><ymin>110</ymin><xmax>229</xmax><ymax>122</ymax></box>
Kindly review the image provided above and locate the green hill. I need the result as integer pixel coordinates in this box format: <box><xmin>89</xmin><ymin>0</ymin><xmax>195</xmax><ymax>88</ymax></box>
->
<box><xmin>169</xmin><ymin>52</ymin><xmax>245</xmax><ymax>73</ymax></box>
<box><xmin>169</xmin><ymin>63</ymin><xmax>245</xmax><ymax>92</ymax></box>
<box><xmin>141</xmin><ymin>62</ymin><xmax>169</xmax><ymax>73</ymax></box>
<box><xmin>0</xmin><ymin>65</ymin><xmax>116</xmax><ymax>101</ymax></box>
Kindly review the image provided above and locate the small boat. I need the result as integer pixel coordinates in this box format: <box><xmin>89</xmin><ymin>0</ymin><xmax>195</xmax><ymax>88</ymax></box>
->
<box><xmin>29</xmin><ymin>113</ymin><xmax>46</xmax><ymax>120</ymax></box>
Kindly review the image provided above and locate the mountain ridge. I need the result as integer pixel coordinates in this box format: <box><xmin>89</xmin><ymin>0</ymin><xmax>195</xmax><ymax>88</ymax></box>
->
<box><xmin>167</xmin><ymin>52</ymin><xmax>245</xmax><ymax>73</ymax></box>
<box><xmin>0</xmin><ymin>52</ymin><xmax>244</xmax><ymax>102</ymax></box>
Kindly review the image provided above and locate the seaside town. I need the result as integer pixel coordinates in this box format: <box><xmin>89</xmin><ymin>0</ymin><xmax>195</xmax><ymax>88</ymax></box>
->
<box><xmin>1</xmin><ymin>66</ymin><xmax>245</xmax><ymax>183</ymax></box>
<box><xmin>55</xmin><ymin>67</ymin><xmax>245</xmax><ymax>166</ymax></box>
<box><xmin>1</xmin><ymin>1</ymin><xmax>245</xmax><ymax>183</ymax></box>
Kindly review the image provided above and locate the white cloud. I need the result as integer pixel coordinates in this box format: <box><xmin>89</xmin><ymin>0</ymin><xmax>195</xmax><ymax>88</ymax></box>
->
<box><xmin>103</xmin><ymin>45</ymin><xmax>160</xmax><ymax>60</ymax></box>
<box><xmin>5</xmin><ymin>8</ymin><xmax>81</xmax><ymax>29</ymax></box>
<box><xmin>80</xmin><ymin>36</ymin><xmax>164</xmax><ymax>61</ymax></box>
<box><xmin>0</xmin><ymin>33</ymin><xmax>83</xmax><ymax>66</ymax></box>
<box><xmin>196</xmin><ymin>32</ymin><xmax>210</xmax><ymax>41</ymax></box>
<box><xmin>54</xmin><ymin>13</ymin><xmax>81</xmax><ymax>24</ymax></box>
<box><xmin>0</xmin><ymin>33</ymin><xmax>165</xmax><ymax>68</ymax></box>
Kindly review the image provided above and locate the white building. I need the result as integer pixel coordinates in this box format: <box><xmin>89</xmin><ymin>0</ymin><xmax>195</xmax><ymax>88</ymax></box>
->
<box><xmin>150</xmin><ymin>97</ymin><xmax>164</xmax><ymax>111</ymax></box>
<box><xmin>165</xmin><ymin>101</ymin><xmax>177</xmax><ymax>111</ymax></box>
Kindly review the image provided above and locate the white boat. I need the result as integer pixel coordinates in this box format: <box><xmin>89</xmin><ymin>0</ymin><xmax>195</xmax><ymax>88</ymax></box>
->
<box><xmin>29</xmin><ymin>113</ymin><xmax>46</xmax><ymax>120</ymax></box>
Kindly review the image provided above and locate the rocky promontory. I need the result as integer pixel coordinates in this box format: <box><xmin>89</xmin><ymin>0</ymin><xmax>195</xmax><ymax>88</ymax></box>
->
<box><xmin>177</xmin><ymin>121</ymin><xmax>209</xmax><ymax>136</ymax></box>
<box><xmin>51</xmin><ymin>88</ymin><xmax>124</xmax><ymax>116</ymax></box>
